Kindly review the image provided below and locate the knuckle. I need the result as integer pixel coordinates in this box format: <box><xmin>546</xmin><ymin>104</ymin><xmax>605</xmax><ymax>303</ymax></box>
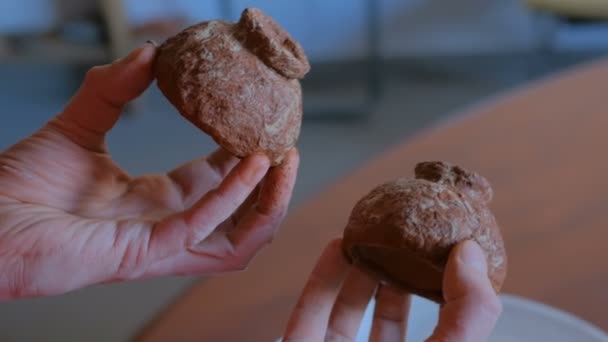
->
<box><xmin>325</xmin><ymin>329</ymin><xmax>353</xmax><ymax>342</ymax></box>
<box><xmin>250</xmin><ymin>221</ymin><xmax>278</xmax><ymax>246</ymax></box>
<box><xmin>482</xmin><ymin>292</ymin><xmax>503</xmax><ymax>317</ymax></box>
<box><xmin>374</xmin><ymin>309</ymin><xmax>404</xmax><ymax>324</ymax></box>
<box><xmin>228</xmin><ymin>257</ymin><xmax>250</xmax><ymax>272</ymax></box>
<box><xmin>238</xmin><ymin>253</ymin><xmax>255</xmax><ymax>270</ymax></box>
<box><xmin>218</xmin><ymin>247</ymin><xmax>253</xmax><ymax>272</ymax></box>
<box><xmin>209</xmin><ymin>187</ymin><xmax>241</xmax><ymax>211</ymax></box>
<box><xmin>463</xmin><ymin>289</ymin><xmax>502</xmax><ymax>321</ymax></box>
<box><xmin>333</xmin><ymin>292</ymin><xmax>359</xmax><ymax>313</ymax></box>
<box><xmin>235</xmin><ymin>262</ymin><xmax>249</xmax><ymax>272</ymax></box>
<box><xmin>253</xmin><ymin>204</ymin><xmax>287</xmax><ymax>236</ymax></box>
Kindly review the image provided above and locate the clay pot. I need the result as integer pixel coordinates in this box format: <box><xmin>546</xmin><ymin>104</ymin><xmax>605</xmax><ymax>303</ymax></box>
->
<box><xmin>342</xmin><ymin>161</ymin><xmax>507</xmax><ymax>303</ymax></box>
<box><xmin>155</xmin><ymin>8</ymin><xmax>310</xmax><ymax>165</ymax></box>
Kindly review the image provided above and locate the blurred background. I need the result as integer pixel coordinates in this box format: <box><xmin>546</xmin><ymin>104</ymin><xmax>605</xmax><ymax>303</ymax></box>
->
<box><xmin>1</xmin><ymin>0</ymin><xmax>607</xmax><ymax>341</ymax></box>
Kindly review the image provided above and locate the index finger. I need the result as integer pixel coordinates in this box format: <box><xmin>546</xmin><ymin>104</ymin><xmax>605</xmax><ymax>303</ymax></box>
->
<box><xmin>283</xmin><ymin>239</ymin><xmax>349</xmax><ymax>341</ymax></box>
<box><xmin>224</xmin><ymin>148</ymin><xmax>299</xmax><ymax>253</ymax></box>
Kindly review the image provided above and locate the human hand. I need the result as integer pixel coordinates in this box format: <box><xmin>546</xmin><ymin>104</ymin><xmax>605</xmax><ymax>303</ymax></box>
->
<box><xmin>283</xmin><ymin>239</ymin><xmax>501</xmax><ymax>341</ymax></box>
<box><xmin>0</xmin><ymin>43</ymin><xmax>299</xmax><ymax>300</ymax></box>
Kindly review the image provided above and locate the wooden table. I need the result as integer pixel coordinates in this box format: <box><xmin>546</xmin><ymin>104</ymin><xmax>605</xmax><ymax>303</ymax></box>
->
<box><xmin>526</xmin><ymin>0</ymin><xmax>608</xmax><ymax>19</ymax></box>
<box><xmin>136</xmin><ymin>58</ymin><xmax>608</xmax><ymax>341</ymax></box>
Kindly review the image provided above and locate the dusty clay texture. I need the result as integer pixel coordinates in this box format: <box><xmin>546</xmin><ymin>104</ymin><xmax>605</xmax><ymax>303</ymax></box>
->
<box><xmin>154</xmin><ymin>8</ymin><xmax>310</xmax><ymax>165</ymax></box>
<box><xmin>342</xmin><ymin>161</ymin><xmax>507</xmax><ymax>303</ymax></box>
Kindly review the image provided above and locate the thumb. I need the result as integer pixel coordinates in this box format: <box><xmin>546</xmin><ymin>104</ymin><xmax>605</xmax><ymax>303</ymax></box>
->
<box><xmin>55</xmin><ymin>42</ymin><xmax>157</xmax><ymax>150</ymax></box>
<box><xmin>427</xmin><ymin>240</ymin><xmax>502</xmax><ymax>342</ymax></box>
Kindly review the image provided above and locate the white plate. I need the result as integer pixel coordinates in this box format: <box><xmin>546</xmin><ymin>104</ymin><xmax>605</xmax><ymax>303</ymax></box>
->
<box><xmin>354</xmin><ymin>294</ymin><xmax>608</xmax><ymax>341</ymax></box>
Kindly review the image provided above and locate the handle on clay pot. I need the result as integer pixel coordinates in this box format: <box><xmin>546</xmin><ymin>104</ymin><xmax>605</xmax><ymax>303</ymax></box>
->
<box><xmin>236</xmin><ymin>8</ymin><xmax>310</xmax><ymax>79</ymax></box>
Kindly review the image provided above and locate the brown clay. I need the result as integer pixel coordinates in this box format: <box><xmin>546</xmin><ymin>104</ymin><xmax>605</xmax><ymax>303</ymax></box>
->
<box><xmin>154</xmin><ymin>8</ymin><xmax>310</xmax><ymax>165</ymax></box>
<box><xmin>342</xmin><ymin>161</ymin><xmax>507</xmax><ymax>303</ymax></box>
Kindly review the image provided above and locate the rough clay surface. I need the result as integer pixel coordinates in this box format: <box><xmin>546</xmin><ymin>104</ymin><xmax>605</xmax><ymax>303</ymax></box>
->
<box><xmin>342</xmin><ymin>161</ymin><xmax>507</xmax><ymax>302</ymax></box>
<box><xmin>154</xmin><ymin>8</ymin><xmax>310</xmax><ymax>165</ymax></box>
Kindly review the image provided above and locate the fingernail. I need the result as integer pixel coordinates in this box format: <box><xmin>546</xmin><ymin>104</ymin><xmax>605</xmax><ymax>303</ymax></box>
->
<box><xmin>115</xmin><ymin>42</ymin><xmax>156</xmax><ymax>65</ymax></box>
<box><xmin>146</xmin><ymin>39</ymin><xmax>158</xmax><ymax>47</ymax></box>
<box><xmin>112</xmin><ymin>49</ymin><xmax>140</xmax><ymax>65</ymax></box>
<box><xmin>457</xmin><ymin>240</ymin><xmax>487</xmax><ymax>275</ymax></box>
